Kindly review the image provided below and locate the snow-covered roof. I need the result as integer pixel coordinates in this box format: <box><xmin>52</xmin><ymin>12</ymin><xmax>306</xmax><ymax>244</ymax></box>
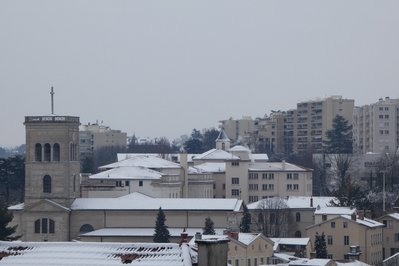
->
<box><xmin>251</xmin><ymin>153</ymin><xmax>269</xmax><ymax>162</ymax></box>
<box><xmin>247</xmin><ymin>196</ymin><xmax>336</xmax><ymax>210</ymax></box>
<box><xmin>336</xmin><ymin>260</ymin><xmax>371</xmax><ymax>266</ymax></box>
<box><xmin>188</xmin><ymin>233</ymin><xmax>261</xmax><ymax>247</ymax></box>
<box><xmin>288</xmin><ymin>258</ymin><xmax>331</xmax><ymax>266</ymax></box>
<box><xmin>270</xmin><ymin>238</ymin><xmax>310</xmax><ymax>251</ymax></box>
<box><xmin>100</xmin><ymin>155</ymin><xmax>181</xmax><ymax>170</ymax></box>
<box><xmin>0</xmin><ymin>241</ymin><xmax>193</xmax><ymax>266</ymax></box>
<box><xmin>216</xmin><ymin>129</ymin><xmax>230</xmax><ymax>142</ymax></box>
<box><xmin>71</xmin><ymin>196</ymin><xmax>242</xmax><ymax>212</ymax></box>
<box><xmin>81</xmin><ymin>228</ymin><xmax>225</xmax><ymax>237</ymax></box>
<box><xmin>117</xmin><ymin>153</ymin><xmax>198</xmax><ymax>164</ymax></box>
<box><xmin>229</xmin><ymin>145</ymin><xmax>250</xmax><ymax>152</ymax></box>
<box><xmin>193</xmin><ymin>149</ymin><xmax>239</xmax><ymax>160</ymax></box>
<box><xmin>314</xmin><ymin>207</ymin><xmax>356</xmax><ymax>215</ymax></box>
<box><xmin>273</xmin><ymin>253</ymin><xmax>300</xmax><ymax>262</ymax></box>
<box><xmin>8</xmin><ymin>202</ymin><xmax>24</xmax><ymax>211</ymax></box>
<box><xmin>387</xmin><ymin>213</ymin><xmax>399</xmax><ymax>220</ymax></box>
<box><xmin>194</xmin><ymin>162</ymin><xmax>226</xmax><ymax>173</ymax></box>
<box><xmin>341</xmin><ymin>215</ymin><xmax>384</xmax><ymax>228</ymax></box>
<box><xmin>89</xmin><ymin>166</ymin><xmax>163</xmax><ymax>180</ymax></box>
<box><xmin>249</xmin><ymin>162</ymin><xmax>310</xmax><ymax>172</ymax></box>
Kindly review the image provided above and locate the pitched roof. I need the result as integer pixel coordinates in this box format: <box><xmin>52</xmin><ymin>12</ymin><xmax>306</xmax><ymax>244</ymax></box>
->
<box><xmin>0</xmin><ymin>241</ymin><xmax>193</xmax><ymax>266</ymax></box>
<box><xmin>216</xmin><ymin>129</ymin><xmax>230</xmax><ymax>142</ymax></box>
<box><xmin>194</xmin><ymin>162</ymin><xmax>226</xmax><ymax>173</ymax></box>
<box><xmin>89</xmin><ymin>166</ymin><xmax>163</xmax><ymax>180</ymax></box>
<box><xmin>314</xmin><ymin>207</ymin><xmax>356</xmax><ymax>215</ymax></box>
<box><xmin>71</xmin><ymin>196</ymin><xmax>242</xmax><ymax>212</ymax></box>
<box><xmin>270</xmin><ymin>238</ymin><xmax>310</xmax><ymax>251</ymax></box>
<box><xmin>247</xmin><ymin>196</ymin><xmax>336</xmax><ymax>210</ymax></box>
<box><xmin>193</xmin><ymin>149</ymin><xmax>239</xmax><ymax>160</ymax></box>
<box><xmin>100</xmin><ymin>155</ymin><xmax>181</xmax><ymax>170</ymax></box>
<box><xmin>81</xmin><ymin>228</ymin><xmax>225</xmax><ymax>237</ymax></box>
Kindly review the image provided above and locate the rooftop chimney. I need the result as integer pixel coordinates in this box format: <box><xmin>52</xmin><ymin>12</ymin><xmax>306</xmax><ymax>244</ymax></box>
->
<box><xmin>310</xmin><ymin>197</ymin><xmax>313</xmax><ymax>207</ymax></box>
<box><xmin>351</xmin><ymin>213</ymin><xmax>356</xmax><ymax>221</ymax></box>
<box><xmin>180</xmin><ymin>228</ymin><xmax>188</xmax><ymax>244</ymax></box>
<box><xmin>196</xmin><ymin>237</ymin><xmax>230</xmax><ymax>266</ymax></box>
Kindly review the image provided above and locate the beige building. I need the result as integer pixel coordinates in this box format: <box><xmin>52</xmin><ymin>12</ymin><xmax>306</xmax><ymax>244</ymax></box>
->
<box><xmin>219</xmin><ymin>116</ymin><xmax>257</xmax><ymax>144</ymax></box>
<box><xmin>255</xmin><ymin>112</ymin><xmax>285</xmax><ymax>154</ymax></box>
<box><xmin>375</xmin><ymin>213</ymin><xmax>399</xmax><ymax>259</ymax></box>
<box><xmin>189</xmin><ymin>232</ymin><xmax>274</xmax><ymax>266</ymax></box>
<box><xmin>353</xmin><ymin>97</ymin><xmax>399</xmax><ymax>154</ymax></box>
<box><xmin>306</xmin><ymin>214</ymin><xmax>384</xmax><ymax>265</ymax></box>
<box><xmin>79</xmin><ymin>122</ymin><xmax>127</xmax><ymax>159</ymax></box>
<box><xmin>294</xmin><ymin>96</ymin><xmax>354</xmax><ymax>154</ymax></box>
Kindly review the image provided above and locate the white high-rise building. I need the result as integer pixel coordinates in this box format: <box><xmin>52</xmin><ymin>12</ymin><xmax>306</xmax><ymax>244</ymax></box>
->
<box><xmin>353</xmin><ymin>97</ymin><xmax>399</xmax><ymax>154</ymax></box>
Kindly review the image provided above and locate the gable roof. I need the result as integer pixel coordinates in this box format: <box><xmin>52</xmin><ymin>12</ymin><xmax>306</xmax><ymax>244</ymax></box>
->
<box><xmin>89</xmin><ymin>166</ymin><xmax>163</xmax><ymax>180</ymax></box>
<box><xmin>307</xmin><ymin>215</ymin><xmax>384</xmax><ymax>230</ymax></box>
<box><xmin>194</xmin><ymin>162</ymin><xmax>226</xmax><ymax>173</ymax></box>
<box><xmin>100</xmin><ymin>155</ymin><xmax>181</xmax><ymax>170</ymax></box>
<box><xmin>71</xmin><ymin>196</ymin><xmax>242</xmax><ymax>212</ymax></box>
<box><xmin>270</xmin><ymin>238</ymin><xmax>310</xmax><ymax>251</ymax></box>
<box><xmin>0</xmin><ymin>241</ymin><xmax>193</xmax><ymax>266</ymax></box>
<box><xmin>193</xmin><ymin>149</ymin><xmax>239</xmax><ymax>161</ymax></box>
<box><xmin>247</xmin><ymin>196</ymin><xmax>336</xmax><ymax>210</ymax></box>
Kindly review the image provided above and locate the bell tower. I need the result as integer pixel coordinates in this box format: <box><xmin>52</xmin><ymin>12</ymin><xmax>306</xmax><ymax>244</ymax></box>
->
<box><xmin>24</xmin><ymin>88</ymin><xmax>80</xmax><ymax>208</ymax></box>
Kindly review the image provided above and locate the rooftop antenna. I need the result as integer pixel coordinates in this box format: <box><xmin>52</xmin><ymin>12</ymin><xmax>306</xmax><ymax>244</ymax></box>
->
<box><xmin>50</xmin><ymin>86</ymin><xmax>55</xmax><ymax>115</ymax></box>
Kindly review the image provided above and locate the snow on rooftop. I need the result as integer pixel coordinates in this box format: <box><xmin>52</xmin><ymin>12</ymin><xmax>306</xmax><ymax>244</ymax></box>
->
<box><xmin>89</xmin><ymin>166</ymin><xmax>163</xmax><ymax>180</ymax></box>
<box><xmin>237</xmin><ymin>233</ymin><xmax>261</xmax><ymax>245</ymax></box>
<box><xmin>8</xmin><ymin>202</ymin><xmax>25</xmax><ymax>211</ymax></box>
<box><xmin>71</xmin><ymin>197</ymin><xmax>242</xmax><ymax>212</ymax></box>
<box><xmin>387</xmin><ymin>213</ymin><xmax>399</xmax><ymax>220</ymax></box>
<box><xmin>81</xmin><ymin>228</ymin><xmax>225</xmax><ymax>237</ymax></box>
<box><xmin>229</xmin><ymin>145</ymin><xmax>250</xmax><ymax>152</ymax></box>
<box><xmin>0</xmin><ymin>241</ymin><xmax>193</xmax><ymax>266</ymax></box>
<box><xmin>193</xmin><ymin>149</ymin><xmax>239</xmax><ymax>160</ymax></box>
<box><xmin>288</xmin><ymin>258</ymin><xmax>331</xmax><ymax>266</ymax></box>
<box><xmin>341</xmin><ymin>215</ymin><xmax>384</xmax><ymax>228</ymax></box>
<box><xmin>249</xmin><ymin>162</ymin><xmax>309</xmax><ymax>172</ymax></box>
<box><xmin>336</xmin><ymin>260</ymin><xmax>371</xmax><ymax>266</ymax></box>
<box><xmin>100</xmin><ymin>155</ymin><xmax>181</xmax><ymax>170</ymax></box>
<box><xmin>194</xmin><ymin>162</ymin><xmax>226</xmax><ymax>173</ymax></box>
<box><xmin>273</xmin><ymin>252</ymin><xmax>300</xmax><ymax>262</ymax></box>
<box><xmin>251</xmin><ymin>153</ymin><xmax>269</xmax><ymax>161</ymax></box>
<box><xmin>314</xmin><ymin>207</ymin><xmax>356</xmax><ymax>215</ymax></box>
<box><xmin>247</xmin><ymin>196</ymin><xmax>336</xmax><ymax>210</ymax></box>
<box><xmin>270</xmin><ymin>238</ymin><xmax>309</xmax><ymax>251</ymax></box>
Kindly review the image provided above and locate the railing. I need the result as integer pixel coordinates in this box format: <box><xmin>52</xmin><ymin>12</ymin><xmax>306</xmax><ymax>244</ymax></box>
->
<box><xmin>382</xmin><ymin>252</ymin><xmax>399</xmax><ymax>266</ymax></box>
<box><xmin>25</xmin><ymin>116</ymin><xmax>80</xmax><ymax>123</ymax></box>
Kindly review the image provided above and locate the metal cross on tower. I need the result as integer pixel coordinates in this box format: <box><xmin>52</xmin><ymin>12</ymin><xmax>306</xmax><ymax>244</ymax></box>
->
<box><xmin>50</xmin><ymin>86</ymin><xmax>55</xmax><ymax>114</ymax></box>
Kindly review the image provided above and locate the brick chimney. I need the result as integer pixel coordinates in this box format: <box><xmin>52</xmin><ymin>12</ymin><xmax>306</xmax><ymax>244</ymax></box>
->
<box><xmin>358</xmin><ymin>211</ymin><xmax>364</xmax><ymax>220</ymax></box>
<box><xmin>180</xmin><ymin>228</ymin><xmax>188</xmax><ymax>244</ymax></box>
<box><xmin>224</xmin><ymin>229</ymin><xmax>239</xmax><ymax>241</ymax></box>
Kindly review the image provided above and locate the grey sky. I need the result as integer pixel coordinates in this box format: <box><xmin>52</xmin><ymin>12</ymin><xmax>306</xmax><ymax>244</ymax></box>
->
<box><xmin>1</xmin><ymin>1</ymin><xmax>398</xmax><ymax>147</ymax></box>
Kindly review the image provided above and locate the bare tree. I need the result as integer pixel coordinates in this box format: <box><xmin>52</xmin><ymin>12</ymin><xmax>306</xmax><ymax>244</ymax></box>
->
<box><xmin>253</xmin><ymin>197</ymin><xmax>290</xmax><ymax>237</ymax></box>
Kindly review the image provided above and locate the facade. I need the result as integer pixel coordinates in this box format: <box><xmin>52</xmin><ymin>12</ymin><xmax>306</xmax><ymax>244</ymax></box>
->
<box><xmin>219</xmin><ymin>116</ymin><xmax>256</xmax><ymax>144</ymax></box>
<box><xmin>375</xmin><ymin>213</ymin><xmax>399</xmax><ymax>259</ymax></box>
<box><xmin>306</xmin><ymin>214</ymin><xmax>384</xmax><ymax>265</ymax></box>
<box><xmin>353</xmin><ymin>97</ymin><xmax>399</xmax><ymax>154</ymax></box>
<box><xmin>294</xmin><ymin>96</ymin><xmax>354</xmax><ymax>154</ymax></box>
<box><xmin>79</xmin><ymin>122</ymin><xmax>127</xmax><ymax>160</ymax></box>
<box><xmin>255</xmin><ymin>112</ymin><xmax>285</xmax><ymax>154</ymax></box>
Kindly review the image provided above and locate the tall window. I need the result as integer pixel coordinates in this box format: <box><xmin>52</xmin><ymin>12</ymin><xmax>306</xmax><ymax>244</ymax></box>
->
<box><xmin>53</xmin><ymin>143</ymin><xmax>60</xmax><ymax>161</ymax></box>
<box><xmin>35</xmin><ymin>143</ymin><xmax>42</xmax><ymax>161</ymax></box>
<box><xmin>44</xmin><ymin>143</ymin><xmax>51</xmax><ymax>161</ymax></box>
<box><xmin>295</xmin><ymin>231</ymin><xmax>302</xmax><ymax>238</ymax></box>
<box><xmin>43</xmin><ymin>175</ymin><xmax>52</xmax><ymax>193</ymax></box>
<box><xmin>34</xmin><ymin>218</ymin><xmax>55</xmax><ymax>234</ymax></box>
<box><xmin>344</xmin><ymin>235</ymin><xmax>349</xmax><ymax>245</ymax></box>
<box><xmin>296</xmin><ymin>212</ymin><xmax>301</xmax><ymax>222</ymax></box>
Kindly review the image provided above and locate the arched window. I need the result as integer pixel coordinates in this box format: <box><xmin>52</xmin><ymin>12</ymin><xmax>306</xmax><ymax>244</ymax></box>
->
<box><xmin>43</xmin><ymin>175</ymin><xmax>52</xmax><ymax>193</ymax></box>
<box><xmin>295</xmin><ymin>230</ymin><xmax>302</xmax><ymax>238</ymax></box>
<box><xmin>296</xmin><ymin>212</ymin><xmax>301</xmax><ymax>222</ymax></box>
<box><xmin>44</xmin><ymin>143</ymin><xmax>51</xmax><ymax>161</ymax></box>
<box><xmin>79</xmin><ymin>224</ymin><xmax>94</xmax><ymax>233</ymax></box>
<box><xmin>53</xmin><ymin>143</ymin><xmax>60</xmax><ymax>161</ymax></box>
<box><xmin>34</xmin><ymin>218</ymin><xmax>55</xmax><ymax>234</ymax></box>
<box><xmin>35</xmin><ymin>143</ymin><xmax>42</xmax><ymax>161</ymax></box>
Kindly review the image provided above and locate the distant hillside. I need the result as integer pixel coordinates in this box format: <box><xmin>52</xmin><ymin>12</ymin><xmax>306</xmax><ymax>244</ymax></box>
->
<box><xmin>0</xmin><ymin>145</ymin><xmax>25</xmax><ymax>158</ymax></box>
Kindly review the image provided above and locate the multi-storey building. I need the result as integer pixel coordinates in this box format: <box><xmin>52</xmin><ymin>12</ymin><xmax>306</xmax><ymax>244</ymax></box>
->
<box><xmin>353</xmin><ymin>97</ymin><xmax>399</xmax><ymax>154</ymax></box>
<box><xmin>79</xmin><ymin>122</ymin><xmax>127</xmax><ymax>159</ymax></box>
<box><xmin>294</xmin><ymin>96</ymin><xmax>354</xmax><ymax>154</ymax></box>
<box><xmin>376</xmin><ymin>213</ymin><xmax>399</xmax><ymax>259</ymax></box>
<box><xmin>255</xmin><ymin>112</ymin><xmax>285</xmax><ymax>154</ymax></box>
<box><xmin>219</xmin><ymin>116</ymin><xmax>256</xmax><ymax>144</ymax></box>
<box><xmin>306</xmin><ymin>214</ymin><xmax>384</xmax><ymax>265</ymax></box>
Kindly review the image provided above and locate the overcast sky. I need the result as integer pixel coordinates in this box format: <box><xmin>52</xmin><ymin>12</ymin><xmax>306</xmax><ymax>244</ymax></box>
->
<box><xmin>1</xmin><ymin>1</ymin><xmax>398</xmax><ymax>147</ymax></box>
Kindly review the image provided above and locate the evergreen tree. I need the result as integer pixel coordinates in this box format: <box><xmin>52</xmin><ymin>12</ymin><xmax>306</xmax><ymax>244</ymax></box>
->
<box><xmin>153</xmin><ymin>207</ymin><xmax>170</xmax><ymax>243</ymax></box>
<box><xmin>0</xmin><ymin>202</ymin><xmax>20</xmax><ymax>241</ymax></box>
<box><xmin>203</xmin><ymin>217</ymin><xmax>216</xmax><ymax>235</ymax></box>
<box><xmin>324</xmin><ymin>115</ymin><xmax>353</xmax><ymax>154</ymax></box>
<box><xmin>314</xmin><ymin>232</ymin><xmax>327</xmax><ymax>258</ymax></box>
<box><xmin>239</xmin><ymin>202</ymin><xmax>251</xmax><ymax>233</ymax></box>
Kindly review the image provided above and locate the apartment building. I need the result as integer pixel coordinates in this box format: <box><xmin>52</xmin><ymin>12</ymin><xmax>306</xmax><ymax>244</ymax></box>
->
<box><xmin>255</xmin><ymin>112</ymin><xmax>285</xmax><ymax>154</ymax></box>
<box><xmin>219</xmin><ymin>116</ymin><xmax>256</xmax><ymax>144</ymax></box>
<box><xmin>294</xmin><ymin>96</ymin><xmax>354</xmax><ymax>154</ymax></box>
<box><xmin>79</xmin><ymin>122</ymin><xmax>127</xmax><ymax>159</ymax></box>
<box><xmin>306</xmin><ymin>214</ymin><xmax>384</xmax><ymax>265</ymax></box>
<box><xmin>376</xmin><ymin>213</ymin><xmax>399</xmax><ymax>259</ymax></box>
<box><xmin>353</xmin><ymin>97</ymin><xmax>399</xmax><ymax>154</ymax></box>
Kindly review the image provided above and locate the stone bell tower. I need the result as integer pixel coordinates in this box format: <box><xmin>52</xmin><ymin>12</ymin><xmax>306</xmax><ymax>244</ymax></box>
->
<box><xmin>24</xmin><ymin>88</ymin><xmax>80</xmax><ymax>208</ymax></box>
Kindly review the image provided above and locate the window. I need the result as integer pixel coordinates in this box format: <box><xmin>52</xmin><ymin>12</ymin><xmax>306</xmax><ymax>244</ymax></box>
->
<box><xmin>139</xmin><ymin>180</ymin><xmax>143</xmax><ymax>187</ymax></box>
<box><xmin>344</xmin><ymin>235</ymin><xmax>349</xmax><ymax>245</ymax></box>
<box><xmin>331</xmin><ymin>222</ymin><xmax>336</xmax><ymax>228</ymax></box>
<box><xmin>293</xmin><ymin>173</ymin><xmax>299</xmax><ymax>180</ymax></box>
<box><xmin>343</xmin><ymin>222</ymin><xmax>348</xmax><ymax>228</ymax></box>
<box><xmin>249</xmin><ymin>184</ymin><xmax>258</xmax><ymax>190</ymax></box>
<box><xmin>268</xmin><ymin>184</ymin><xmax>274</xmax><ymax>190</ymax></box>
<box><xmin>232</xmin><ymin>177</ymin><xmax>240</xmax><ymax>185</ymax></box>
<box><xmin>383</xmin><ymin>220</ymin><xmax>393</xmax><ymax>228</ymax></box>
<box><xmin>385</xmin><ymin>115</ymin><xmax>389</xmax><ymax>119</ymax></box>
<box><xmin>79</xmin><ymin>224</ymin><xmax>94</xmax><ymax>233</ymax></box>
<box><xmin>293</xmin><ymin>184</ymin><xmax>299</xmax><ymax>190</ymax></box>
<box><xmin>296</xmin><ymin>212</ymin><xmax>301</xmax><ymax>222</ymax></box>
<box><xmin>34</xmin><ymin>218</ymin><xmax>55</xmax><ymax>234</ymax></box>
<box><xmin>232</xmin><ymin>161</ymin><xmax>239</xmax><ymax>166</ymax></box>
<box><xmin>222</xmin><ymin>184</ymin><xmax>226</xmax><ymax>190</ymax></box>
<box><xmin>327</xmin><ymin>235</ymin><xmax>333</xmax><ymax>245</ymax></box>
<box><xmin>287</xmin><ymin>173</ymin><xmax>293</xmax><ymax>179</ymax></box>
<box><xmin>295</xmin><ymin>231</ymin><xmax>302</xmax><ymax>238</ymax></box>
<box><xmin>395</xmin><ymin>233</ymin><xmax>399</xmax><ymax>242</ymax></box>
<box><xmin>43</xmin><ymin>175</ymin><xmax>52</xmax><ymax>193</ymax></box>
<box><xmin>322</xmin><ymin>215</ymin><xmax>327</xmax><ymax>221</ymax></box>
<box><xmin>35</xmin><ymin>143</ymin><xmax>42</xmax><ymax>161</ymax></box>
<box><xmin>262</xmin><ymin>184</ymin><xmax>268</xmax><ymax>190</ymax></box>
<box><xmin>262</xmin><ymin>173</ymin><xmax>267</xmax><ymax>179</ymax></box>
<box><xmin>53</xmin><ymin>143</ymin><xmax>60</xmax><ymax>161</ymax></box>
<box><xmin>44</xmin><ymin>143</ymin><xmax>51</xmax><ymax>161</ymax></box>
<box><xmin>125</xmin><ymin>181</ymin><xmax>130</xmax><ymax>186</ymax></box>
<box><xmin>287</xmin><ymin>184</ymin><xmax>293</xmax><ymax>190</ymax></box>
<box><xmin>379</xmin><ymin>115</ymin><xmax>384</xmax><ymax>119</ymax></box>
<box><xmin>269</xmin><ymin>173</ymin><xmax>274</xmax><ymax>179</ymax></box>
<box><xmin>249</xmin><ymin>196</ymin><xmax>258</xmax><ymax>203</ymax></box>
<box><xmin>116</xmin><ymin>181</ymin><xmax>123</xmax><ymax>187</ymax></box>
<box><xmin>249</xmin><ymin>173</ymin><xmax>258</xmax><ymax>179</ymax></box>
<box><xmin>232</xmin><ymin>189</ymin><xmax>240</xmax><ymax>196</ymax></box>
